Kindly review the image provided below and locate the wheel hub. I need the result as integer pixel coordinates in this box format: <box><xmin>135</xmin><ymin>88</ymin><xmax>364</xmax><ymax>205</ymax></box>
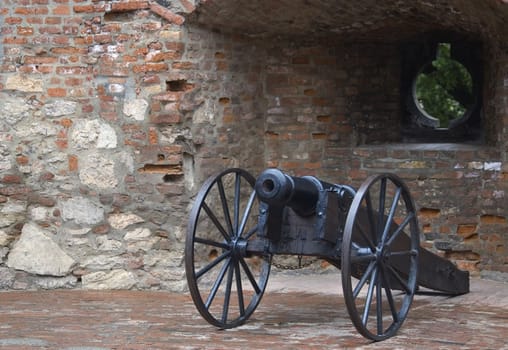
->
<box><xmin>376</xmin><ymin>245</ymin><xmax>390</xmax><ymax>264</ymax></box>
<box><xmin>230</xmin><ymin>237</ymin><xmax>248</xmax><ymax>259</ymax></box>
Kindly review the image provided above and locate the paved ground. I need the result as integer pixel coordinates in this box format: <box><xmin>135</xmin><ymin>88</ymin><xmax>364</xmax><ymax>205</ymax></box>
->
<box><xmin>0</xmin><ymin>273</ymin><xmax>506</xmax><ymax>349</ymax></box>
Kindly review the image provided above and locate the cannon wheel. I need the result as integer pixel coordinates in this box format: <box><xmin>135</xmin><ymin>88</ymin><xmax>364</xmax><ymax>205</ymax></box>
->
<box><xmin>185</xmin><ymin>168</ymin><xmax>271</xmax><ymax>329</ymax></box>
<box><xmin>341</xmin><ymin>173</ymin><xmax>419</xmax><ymax>341</ymax></box>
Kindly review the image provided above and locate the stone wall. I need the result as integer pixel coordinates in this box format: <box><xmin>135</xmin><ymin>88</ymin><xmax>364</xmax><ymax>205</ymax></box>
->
<box><xmin>0</xmin><ymin>0</ymin><xmax>507</xmax><ymax>290</ymax></box>
<box><xmin>0</xmin><ymin>0</ymin><xmax>266</xmax><ymax>290</ymax></box>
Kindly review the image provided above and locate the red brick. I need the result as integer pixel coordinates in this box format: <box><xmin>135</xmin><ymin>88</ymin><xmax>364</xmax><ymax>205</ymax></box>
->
<box><xmin>145</xmin><ymin>51</ymin><xmax>182</xmax><ymax>62</ymax></box>
<box><xmin>60</xmin><ymin>118</ymin><xmax>73</xmax><ymax>128</ymax></box>
<box><xmin>55</xmin><ymin>66</ymin><xmax>90</xmax><ymax>75</ymax></box>
<box><xmin>48</xmin><ymin>88</ymin><xmax>67</xmax><ymax>97</ymax></box>
<box><xmin>457</xmin><ymin>224</ymin><xmax>477</xmax><ymax>239</ymax></box>
<box><xmin>132</xmin><ymin>63</ymin><xmax>168</xmax><ymax>73</ymax></box>
<box><xmin>3</xmin><ymin>37</ymin><xmax>28</xmax><ymax>45</ymax></box>
<box><xmin>68</xmin><ymin>155</ymin><xmax>78</xmax><ymax>172</ymax></box>
<box><xmin>97</xmin><ymin>66</ymin><xmax>130</xmax><ymax>77</ymax></box>
<box><xmin>280</xmin><ymin>161</ymin><xmax>302</xmax><ymax>169</ymax></box>
<box><xmin>480</xmin><ymin>215</ymin><xmax>507</xmax><ymax>224</ymax></box>
<box><xmin>18</xmin><ymin>64</ymin><xmax>47</xmax><ymax>74</ymax></box>
<box><xmin>17</xmin><ymin>26</ymin><xmax>34</xmax><ymax>35</ymax></box>
<box><xmin>172</xmin><ymin>61</ymin><xmax>195</xmax><ymax>70</ymax></box>
<box><xmin>92</xmin><ymin>224</ymin><xmax>110</xmax><ymax>235</ymax></box>
<box><xmin>149</xmin><ymin>114</ymin><xmax>182</xmax><ymax>124</ymax></box>
<box><xmin>165</xmin><ymin>42</ymin><xmax>185</xmax><ymax>52</ymax></box>
<box><xmin>5</xmin><ymin>17</ymin><xmax>23</xmax><ymax>25</ymax></box>
<box><xmin>53</xmin><ymin>5</ymin><xmax>70</xmax><ymax>15</ymax></box>
<box><xmin>24</xmin><ymin>56</ymin><xmax>58</xmax><ymax>64</ymax></box>
<box><xmin>45</xmin><ymin>16</ymin><xmax>62</xmax><ymax>24</ymax></box>
<box><xmin>134</xmin><ymin>47</ymin><xmax>149</xmax><ymax>56</ymax></box>
<box><xmin>179</xmin><ymin>0</ymin><xmax>196</xmax><ymax>12</ymax></box>
<box><xmin>304</xmin><ymin>162</ymin><xmax>321</xmax><ymax>169</ymax></box>
<box><xmin>149</xmin><ymin>2</ymin><xmax>184</xmax><ymax>25</ymax></box>
<box><xmin>39</xmin><ymin>26</ymin><xmax>63</xmax><ymax>34</ymax></box>
<box><xmin>16</xmin><ymin>155</ymin><xmax>29</xmax><ymax>165</ymax></box>
<box><xmin>110</xmin><ymin>1</ymin><xmax>149</xmax><ymax>12</ymax></box>
<box><xmin>51</xmin><ymin>46</ymin><xmax>87</xmax><ymax>55</ymax></box>
<box><xmin>52</xmin><ymin>35</ymin><xmax>69</xmax><ymax>45</ymax></box>
<box><xmin>148</xmin><ymin>128</ymin><xmax>158</xmax><ymax>145</ymax></box>
<box><xmin>55</xmin><ymin>139</ymin><xmax>68</xmax><ymax>150</ymax></box>
<box><xmin>14</xmin><ymin>7</ymin><xmax>49</xmax><ymax>15</ymax></box>
<box><xmin>311</xmin><ymin>133</ymin><xmax>327</xmax><ymax>140</ymax></box>
<box><xmin>141</xmin><ymin>75</ymin><xmax>160</xmax><ymax>85</ymax></box>
<box><xmin>1</xmin><ymin>174</ymin><xmax>22</xmax><ymax>184</ymax></box>
<box><xmin>73</xmin><ymin>4</ymin><xmax>105</xmax><ymax>13</ymax></box>
<box><xmin>152</xmin><ymin>91</ymin><xmax>183</xmax><ymax>102</ymax></box>
<box><xmin>93</xmin><ymin>34</ymin><xmax>113</xmax><ymax>44</ymax></box>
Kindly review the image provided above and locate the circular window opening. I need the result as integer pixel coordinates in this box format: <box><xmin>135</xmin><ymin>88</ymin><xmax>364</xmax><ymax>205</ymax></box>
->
<box><xmin>413</xmin><ymin>43</ymin><xmax>475</xmax><ymax>129</ymax></box>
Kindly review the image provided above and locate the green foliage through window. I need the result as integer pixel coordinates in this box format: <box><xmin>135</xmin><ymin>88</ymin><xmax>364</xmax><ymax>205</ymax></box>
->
<box><xmin>415</xmin><ymin>43</ymin><xmax>474</xmax><ymax>128</ymax></box>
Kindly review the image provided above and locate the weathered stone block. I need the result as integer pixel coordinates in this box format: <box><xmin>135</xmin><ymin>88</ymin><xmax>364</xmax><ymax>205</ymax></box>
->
<box><xmin>82</xmin><ymin>269</ymin><xmax>137</xmax><ymax>290</ymax></box>
<box><xmin>43</xmin><ymin>100</ymin><xmax>78</xmax><ymax>117</ymax></box>
<box><xmin>7</xmin><ymin>222</ymin><xmax>76</xmax><ymax>277</ymax></box>
<box><xmin>0</xmin><ymin>96</ymin><xmax>31</xmax><ymax>125</ymax></box>
<box><xmin>70</xmin><ymin>119</ymin><xmax>117</xmax><ymax>150</ymax></box>
<box><xmin>78</xmin><ymin>153</ymin><xmax>118</xmax><ymax>189</ymax></box>
<box><xmin>123</xmin><ymin>99</ymin><xmax>149</xmax><ymax>121</ymax></box>
<box><xmin>108</xmin><ymin>212</ymin><xmax>144</xmax><ymax>230</ymax></box>
<box><xmin>5</xmin><ymin>74</ymin><xmax>43</xmax><ymax>92</ymax></box>
<box><xmin>59</xmin><ymin>197</ymin><xmax>104</xmax><ymax>225</ymax></box>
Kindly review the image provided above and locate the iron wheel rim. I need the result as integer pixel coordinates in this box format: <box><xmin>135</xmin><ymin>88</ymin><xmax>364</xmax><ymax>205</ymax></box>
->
<box><xmin>341</xmin><ymin>173</ymin><xmax>419</xmax><ymax>341</ymax></box>
<box><xmin>185</xmin><ymin>168</ymin><xmax>271</xmax><ymax>328</ymax></box>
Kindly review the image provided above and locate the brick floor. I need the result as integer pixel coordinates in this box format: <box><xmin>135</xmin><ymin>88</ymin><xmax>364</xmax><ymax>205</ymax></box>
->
<box><xmin>0</xmin><ymin>274</ymin><xmax>506</xmax><ymax>349</ymax></box>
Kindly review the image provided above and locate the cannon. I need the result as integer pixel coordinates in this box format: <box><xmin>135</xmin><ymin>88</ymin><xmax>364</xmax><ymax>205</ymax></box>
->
<box><xmin>185</xmin><ymin>168</ymin><xmax>469</xmax><ymax>341</ymax></box>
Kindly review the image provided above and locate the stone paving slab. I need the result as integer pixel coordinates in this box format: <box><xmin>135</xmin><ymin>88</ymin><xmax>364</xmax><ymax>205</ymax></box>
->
<box><xmin>0</xmin><ymin>274</ymin><xmax>506</xmax><ymax>349</ymax></box>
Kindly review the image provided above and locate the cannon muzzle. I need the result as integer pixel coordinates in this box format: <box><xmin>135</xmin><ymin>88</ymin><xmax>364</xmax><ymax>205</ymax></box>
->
<box><xmin>255</xmin><ymin>168</ymin><xmax>321</xmax><ymax>216</ymax></box>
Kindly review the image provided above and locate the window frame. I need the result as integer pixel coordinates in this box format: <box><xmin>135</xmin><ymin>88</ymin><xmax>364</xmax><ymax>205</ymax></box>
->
<box><xmin>400</xmin><ymin>38</ymin><xmax>483</xmax><ymax>143</ymax></box>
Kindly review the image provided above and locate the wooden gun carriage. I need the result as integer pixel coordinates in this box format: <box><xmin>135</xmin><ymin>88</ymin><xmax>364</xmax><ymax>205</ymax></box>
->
<box><xmin>185</xmin><ymin>168</ymin><xmax>469</xmax><ymax>341</ymax></box>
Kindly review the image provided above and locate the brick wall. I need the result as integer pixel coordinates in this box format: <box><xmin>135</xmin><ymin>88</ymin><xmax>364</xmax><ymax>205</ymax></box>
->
<box><xmin>259</xmin><ymin>37</ymin><xmax>507</xmax><ymax>279</ymax></box>
<box><xmin>0</xmin><ymin>0</ymin><xmax>507</xmax><ymax>289</ymax></box>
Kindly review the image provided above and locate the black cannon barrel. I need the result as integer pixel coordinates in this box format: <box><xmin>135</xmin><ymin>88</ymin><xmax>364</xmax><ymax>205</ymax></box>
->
<box><xmin>255</xmin><ymin>168</ymin><xmax>324</xmax><ymax>216</ymax></box>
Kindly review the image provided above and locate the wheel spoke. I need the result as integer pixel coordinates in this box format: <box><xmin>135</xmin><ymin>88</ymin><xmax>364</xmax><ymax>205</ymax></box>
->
<box><xmin>365</xmin><ymin>192</ymin><xmax>377</xmax><ymax>244</ymax></box>
<box><xmin>381</xmin><ymin>186</ymin><xmax>401</xmax><ymax>245</ymax></box>
<box><xmin>239</xmin><ymin>257</ymin><xmax>261</xmax><ymax>294</ymax></box>
<box><xmin>196</xmin><ymin>250</ymin><xmax>230</xmax><ymax>279</ymax></box>
<box><xmin>376</xmin><ymin>270</ymin><xmax>383</xmax><ymax>335</ymax></box>
<box><xmin>194</xmin><ymin>237</ymin><xmax>229</xmax><ymax>250</ymax></box>
<box><xmin>354</xmin><ymin>220</ymin><xmax>377</xmax><ymax>251</ymax></box>
<box><xmin>221</xmin><ymin>259</ymin><xmax>235</xmax><ymax>323</ymax></box>
<box><xmin>235</xmin><ymin>263</ymin><xmax>245</xmax><ymax>317</ymax></box>
<box><xmin>243</xmin><ymin>226</ymin><xmax>258</xmax><ymax>240</ymax></box>
<box><xmin>353</xmin><ymin>260</ymin><xmax>376</xmax><ymax>298</ymax></box>
<box><xmin>217</xmin><ymin>178</ymin><xmax>234</xmax><ymax>237</ymax></box>
<box><xmin>233</xmin><ymin>172</ymin><xmax>241</xmax><ymax>236</ymax></box>
<box><xmin>386</xmin><ymin>212</ymin><xmax>415</xmax><ymax>247</ymax></box>
<box><xmin>362</xmin><ymin>266</ymin><xmax>379</xmax><ymax>326</ymax></box>
<box><xmin>202</xmin><ymin>202</ymin><xmax>230</xmax><ymax>242</ymax></box>
<box><xmin>377</xmin><ymin>178</ymin><xmax>387</xmax><ymax>240</ymax></box>
<box><xmin>238</xmin><ymin>190</ymin><xmax>256</xmax><ymax>238</ymax></box>
<box><xmin>380</xmin><ymin>264</ymin><xmax>399</xmax><ymax>322</ymax></box>
<box><xmin>205</xmin><ymin>257</ymin><xmax>231</xmax><ymax>309</ymax></box>
<box><xmin>387</xmin><ymin>264</ymin><xmax>412</xmax><ymax>294</ymax></box>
